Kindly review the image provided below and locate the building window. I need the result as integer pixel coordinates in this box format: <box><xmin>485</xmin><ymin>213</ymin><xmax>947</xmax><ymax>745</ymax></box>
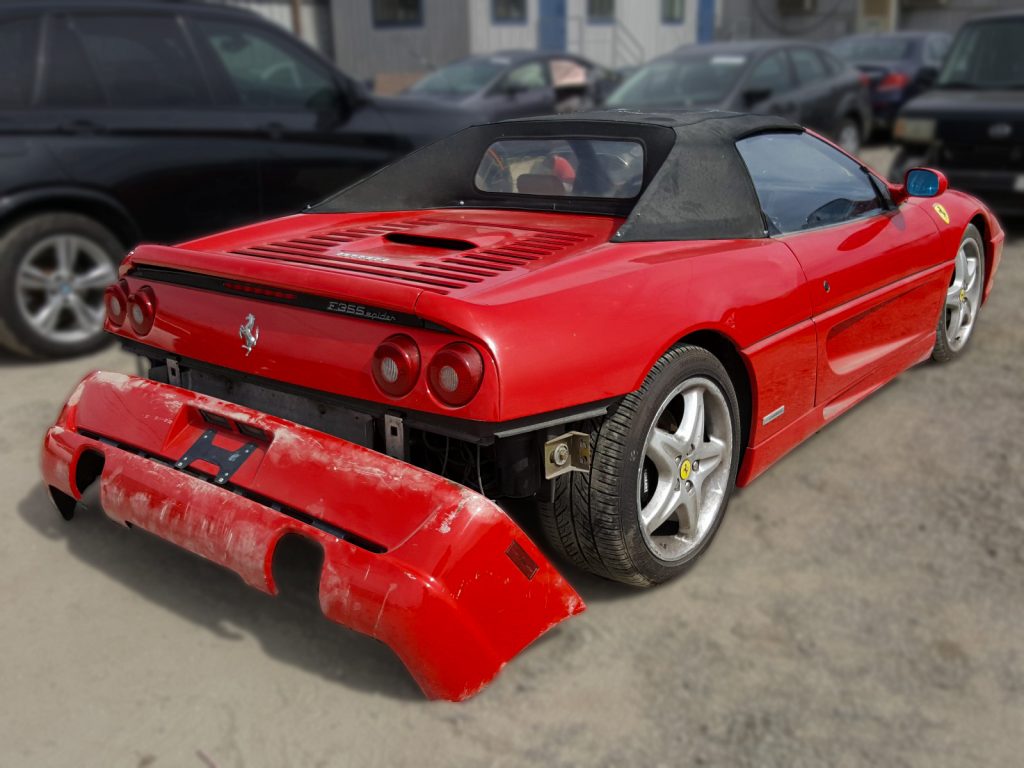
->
<box><xmin>372</xmin><ymin>0</ymin><xmax>423</xmax><ymax>27</ymax></box>
<box><xmin>493</xmin><ymin>0</ymin><xmax>527</xmax><ymax>23</ymax></box>
<box><xmin>662</xmin><ymin>0</ymin><xmax>685</xmax><ymax>24</ymax></box>
<box><xmin>587</xmin><ymin>0</ymin><xmax>615</xmax><ymax>24</ymax></box>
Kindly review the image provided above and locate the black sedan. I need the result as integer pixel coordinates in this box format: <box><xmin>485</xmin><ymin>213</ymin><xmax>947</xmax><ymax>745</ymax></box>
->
<box><xmin>0</xmin><ymin>0</ymin><xmax>476</xmax><ymax>359</ymax></box>
<box><xmin>605</xmin><ymin>40</ymin><xmax>872</xmax><ymax>155</ymax></box>
<box><xmin>832</xmin><ymin>31</ymin><xmax>951</xmax><ymax>132</ymax></box>
<box><xmin>402</xmin><ymin>51</ymin><xmax>620</xmax><ymax>121</ymax></box>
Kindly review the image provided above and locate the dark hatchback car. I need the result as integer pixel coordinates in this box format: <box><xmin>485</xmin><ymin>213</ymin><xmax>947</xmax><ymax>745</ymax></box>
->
<box><xmin>891</xmin><ymin>12</ymin><xmax>1024</xmax><ymax>217</ymax></box>
<box><xmin>402</xmin><ymin>50</ymin><xmax>620</xmax><ymax>120</ymax></box>
<box><xmin>605</xmin><ymin>40</ymin><xmax>872</xmax><ymax>155</ymax></box>
<box><xmin>0</xmin><ymin>0</ymin><xmax>474</xmax><ymax>358</ymax></box>
<box><xmin>832</xmin><ymin>31</ymin><xmax>951</xmax><ymax>132</ymax></box>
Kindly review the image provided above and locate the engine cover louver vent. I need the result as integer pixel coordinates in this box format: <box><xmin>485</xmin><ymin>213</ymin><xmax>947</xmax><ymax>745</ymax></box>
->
<box><xmin>227</xmin><ymin>216</ymin><xmax>590</xmax><ymax>294</ymax></box>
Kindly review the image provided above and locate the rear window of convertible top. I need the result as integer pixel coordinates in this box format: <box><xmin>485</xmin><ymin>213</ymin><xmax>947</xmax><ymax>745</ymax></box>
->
<box><xmin>474</xmin><ymin>138</ymin><xmax>645</xmax><ymax>199</ymax></box>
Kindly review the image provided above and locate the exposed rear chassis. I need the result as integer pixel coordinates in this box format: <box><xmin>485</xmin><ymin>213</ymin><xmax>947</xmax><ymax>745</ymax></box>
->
<box><xmin>41</xmin><ymin>372</ymin><xmax>584</xmax><ymax>701</ymax></box>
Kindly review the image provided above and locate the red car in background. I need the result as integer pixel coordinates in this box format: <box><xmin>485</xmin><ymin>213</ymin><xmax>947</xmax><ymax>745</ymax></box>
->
<box><xmin>41</xmin><ymin>111</ymin><xmax>1002</xmax><ymax>700</ymax></box>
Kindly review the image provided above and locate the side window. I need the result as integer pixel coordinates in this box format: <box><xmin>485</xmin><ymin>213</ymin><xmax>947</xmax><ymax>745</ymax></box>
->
<box><xmin>926</xmin><ymin>36</ymin><xmax>950</xmax><ymax>67</ymax></box>
<box><xmin>746</xmin><ymin>51</ymin><xmax>792</xmax><ymax>96</ymax></box>
<box><xmin>0</xmin><ymin>16</ymin><xmax>38</xmax><ymax>108</ymax></box>
<box><xmin>503</xmin><ymin>61</ymin><xmax>548</xmax><ymax>91</ymax></box>
<box><xmin>42</xmin><ymin>16</ymin><xmax>103</xmax><ymax>107</ymax></box>
<box><xmin>790</xmin><ymin>48</ymin><xmax>828</xmax><ymax>85</ymax></box>
<box><xmin>47</xmin><ymin>14</ymin><xmax>208</xmax><ymax>108</ymax></box>
<box><xmin>372</xmin><ymin>0</ymin><xmax>423</xmax><ymax>26</ymax></box>
<box><xmin>737</xmin><ymin>132</ymin><xmax>884</xmax><ymax>234</ymax></box>
<box><xmin>195</xmin><ymin>19</ymin><xmax>335</xmax><ymax>109</ymax></box>
<box><xmin>821</xmin><ymin>51</ymin><xmax>844</xmax><ymax>77</ymax></box>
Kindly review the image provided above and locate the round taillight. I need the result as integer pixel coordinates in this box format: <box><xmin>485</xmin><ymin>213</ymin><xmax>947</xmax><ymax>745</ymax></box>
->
<box><xmin>104</xmin><ymin>280</ymin><xmax>129</xmax><ymax>326</ymax></box>
<box><xmin>372</xmin><ymin>334</ymin><xmax>421</xmax><ymax>397</ymax></box>
<box><xmin>428</xmin><ymin>342</ymin><xmax>484</xmax><ymax>407</ymax></box>
<box><xmin>127</xmin><ymin>286</ymin><xmax>157</xmax><ymax>336</ymax></box>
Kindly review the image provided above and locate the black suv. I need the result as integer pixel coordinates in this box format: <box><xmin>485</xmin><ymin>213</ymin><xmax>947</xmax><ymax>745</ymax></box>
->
<box><xmin>0</xmin><ymin>0</ymin><xmax>475</xmax><ymax>358</ymax></box>
<box><xmin>891</xmin><ymin>12</ymin><xmax>1024</xmax><ymax>217</ymax></box>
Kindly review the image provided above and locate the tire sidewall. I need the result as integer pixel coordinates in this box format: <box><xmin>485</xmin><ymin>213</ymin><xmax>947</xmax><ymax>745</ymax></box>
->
<box><xmin>0</xmin><ymin>212</ymin><xmax>123</xmax><ymax>358</ymax></box>
<box><xmin>602</xmin><ymin>347</ymin><xmax>742</xmax><ymax>583</ymax></box>
<box><xmin>838</xmin><ymin>117</ymin><xmax>861</xmax><ymax>156</ymax></box>
<box><xmin>932</xmin><ymin>224</ymin><xmax>984</xmax><ymax>363</ymax></box>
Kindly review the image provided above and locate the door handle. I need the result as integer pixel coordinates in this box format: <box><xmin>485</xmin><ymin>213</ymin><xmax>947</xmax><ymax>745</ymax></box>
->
<box><xmin>59</xmin><ymin>119</ymin><xmax>104</xmax><ymax>134</ymax></box>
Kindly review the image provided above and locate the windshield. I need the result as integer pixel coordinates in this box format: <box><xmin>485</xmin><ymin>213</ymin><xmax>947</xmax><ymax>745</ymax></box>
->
<box><xmin>833</xmin><ymin>36</ymin><xmax>915</xmax><ymax>62</ymax></box>
<box><xmin>938</xmin><ymin>20</ymin><xmax>1024</xmax><ymax>88</ymax></box>
<box><xmin>475</xmin><ymin>139</ymin><xmax>644</xmax><ymax>199</ymax></box>
<box><xmin>605</xmin><ymin>53</ymin><xmax>748</xmax><ymax>108</ymax></box>
<box><xmin>408</xmin><ymin>57</ymin><xmax>507</xmax><ymax>96</ymax></box>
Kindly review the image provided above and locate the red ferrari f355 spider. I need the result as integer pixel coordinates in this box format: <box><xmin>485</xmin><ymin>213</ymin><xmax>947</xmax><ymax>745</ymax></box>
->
<box><xmin>42</xmin><ymin>111</ymin><xmax>1002</xmax><ymax>700</ymax></box>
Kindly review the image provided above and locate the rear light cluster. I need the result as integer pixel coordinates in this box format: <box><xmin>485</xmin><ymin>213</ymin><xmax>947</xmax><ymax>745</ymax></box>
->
<box><xmin>876</xmin><ymin>72</ymin><xmax>910</xmax><ymax>92</ymax></box>
<box><xmin>104</xmin><ymin>280</ymin><xmax>157</xmax><ymax>336</ymax></box>
<box><xmin>372</xmin><ymin>334</ymin><xmax>484</xmax><ymax>407</ymax></box>
<box><xmin>427</xmin><ymin>342</ymin><xmax>484</xmax><ymax>407</ymax></box>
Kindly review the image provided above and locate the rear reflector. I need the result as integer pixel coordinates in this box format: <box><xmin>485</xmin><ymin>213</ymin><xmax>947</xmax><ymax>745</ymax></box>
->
<box><xmin>877</xmin><ymin>72</ymin><xmax>910</xmax><ymax>92</ymax></box>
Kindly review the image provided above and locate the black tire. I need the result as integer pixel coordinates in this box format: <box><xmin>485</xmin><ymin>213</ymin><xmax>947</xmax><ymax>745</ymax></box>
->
<box><xmin>539</xmin><ymin>345</ymin><xmax>742</xmax><ymax>587</ymax></box>
<box><xmin>889</xmin><ymin>148</ymin><xmax>925</xmax><ymax>184</ymax></box>
<box><xmin>0</xmin><ymin>212</ymin><xmax>123</xmax><ymax>358</ymax></box>
<box><xmin>836</xmin><ymin>116</ymin><xmax>862</xmax><ymax>156</ymax></box>
<box><xmin>932</xmin><ymin>224</ymin><xmax>985</xmax><ymax>363</ymax></box>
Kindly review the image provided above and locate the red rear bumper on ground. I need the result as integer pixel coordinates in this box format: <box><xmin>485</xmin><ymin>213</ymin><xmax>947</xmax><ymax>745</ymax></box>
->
<box><xmin>40</xmin><ymin>372</ymin><xmax>583</xmax><ymax>701</ymax></box>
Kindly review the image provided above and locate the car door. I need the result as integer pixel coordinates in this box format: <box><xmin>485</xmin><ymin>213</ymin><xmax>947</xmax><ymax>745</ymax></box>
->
<box><xmin>188</xmin><ymin>15</ymin><xmax>402</xmax><ymax>220</ymax></box>
<box><xmin>787</xmin><ymin>47</ymin><xmax>836</xmax><ymax>134</ymax></box>
<box><xmin>489</xmin><ymin>60</ymin><xmax>557</xmax><ymax>120</ymax></box>
<box><xmin>737</xmin><ymin>132</ymin><xmax>946</xmax><ymax>406</ymax></box>
<box><xmin>35</xmin><ymin>10</ymin><xmax>262</xmax><ymax>244</ymax></box>
<box><xmin>738</xmin><ymin>50</ymin><xmax>799</xmax><ymax>122</ymax></box>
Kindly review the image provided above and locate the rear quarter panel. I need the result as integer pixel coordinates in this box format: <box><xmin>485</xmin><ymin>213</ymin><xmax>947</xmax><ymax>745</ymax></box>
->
<box><xmin>417</xmin><ymin>238</ymin><xmax>815</xmax><ymax>428</ymax></box>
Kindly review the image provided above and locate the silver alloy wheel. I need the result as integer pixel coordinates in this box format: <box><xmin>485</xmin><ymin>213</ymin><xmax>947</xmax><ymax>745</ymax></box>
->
<box><xmin>838</xmin><ymin>122</ymin><xmax>861</xmax><ymax>156</ymax></box>
<box><xmin>14</xmin><ymin>234</ymin><xmax>115</xmax><ymax>345</ymax></box>
<box><xmin>944</xmin><ymin>236</ymin><xmax>983</xmax><ymax>352</ymax></box>
<box><xmin>637</xmin><ymin>376</ymin><xmax>733</xmax><ymax>562</ymax></box>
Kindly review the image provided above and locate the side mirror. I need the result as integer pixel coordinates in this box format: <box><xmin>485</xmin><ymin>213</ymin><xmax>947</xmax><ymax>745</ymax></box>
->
<box><xmin>743</xmin><ymin>88</ymin><xmax>772</xmax><ymax>107</ymax></box>
<box><xmin>309</xmin><ymin>87</ymin><xmax>353</xmax><ymax>129</ymax></box>
<box><xmin>905</xmin><ymin>167</ymin><xmax>948</xmax><ymax>198</ymax></box>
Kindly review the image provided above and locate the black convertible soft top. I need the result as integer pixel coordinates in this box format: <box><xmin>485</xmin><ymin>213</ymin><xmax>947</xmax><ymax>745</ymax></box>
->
<box><xmin>313</xmin><ymin>110</ymin><xmax>803</xmax><ymax>241</ymax></box>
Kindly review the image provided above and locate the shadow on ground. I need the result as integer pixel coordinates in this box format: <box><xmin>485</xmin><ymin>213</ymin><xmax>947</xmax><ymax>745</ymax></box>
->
<box><xmin>17</xmin><ymin>483</ymin><xmax>424</xmax><ymax>701</ymax></box>
<box><xmin>16</xmin><ymin>482</ymin><xmax>647</xmax><ymax>700</ymax></box>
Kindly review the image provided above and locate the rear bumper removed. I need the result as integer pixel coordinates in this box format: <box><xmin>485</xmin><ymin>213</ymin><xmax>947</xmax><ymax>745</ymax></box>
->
<box><xmin>41</xmin><ymin>372</ymin><xmax>583</xmax><ymax>701</ymax></box>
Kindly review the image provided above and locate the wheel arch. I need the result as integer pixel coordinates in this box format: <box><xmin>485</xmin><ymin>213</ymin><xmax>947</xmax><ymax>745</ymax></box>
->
<box><xmin>835</xmin><ymin>91</ymin><xmax>869</xmax><ymax>137</ymax></box>
<box><xmin>967</xmin><ymin>212</ymin><xmax>996</xmax><ymax>303</ymax></box>
<box><xmin>0</xmin><ymin>186</ymin><xmax>141</xmax><ymax>249</ymax></box>
<box><xmin>643</xmin><ymin>328</ymin><xmax>755</xmax><ymax>457</ymax></box>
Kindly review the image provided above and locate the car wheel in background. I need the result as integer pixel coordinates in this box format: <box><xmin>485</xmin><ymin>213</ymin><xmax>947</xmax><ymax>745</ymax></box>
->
<box><xmin>538</xmin><ymin>345</ymin><xmax>741</xmax><ymax>586</ymax></box>
<box><xmin>933</xmin><ymin>224</ymin><xmax>985</xmax><ymax>362</ymax></box>
<box><xmin>0</xmin><ymin>212</ymin><xmax>122</xmax><ymax>358</ymax></box>
<box><xmin>837</xmin><ymin>117</ymin><xmax>862</xmax><ymax>156</ymax></box>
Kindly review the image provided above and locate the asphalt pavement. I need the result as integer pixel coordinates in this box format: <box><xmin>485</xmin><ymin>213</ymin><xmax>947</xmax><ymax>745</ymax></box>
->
<box><xmin>1</xmin><ymin>151</ymin><xmax>1021</xmax><ymax>767</ymax></box>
